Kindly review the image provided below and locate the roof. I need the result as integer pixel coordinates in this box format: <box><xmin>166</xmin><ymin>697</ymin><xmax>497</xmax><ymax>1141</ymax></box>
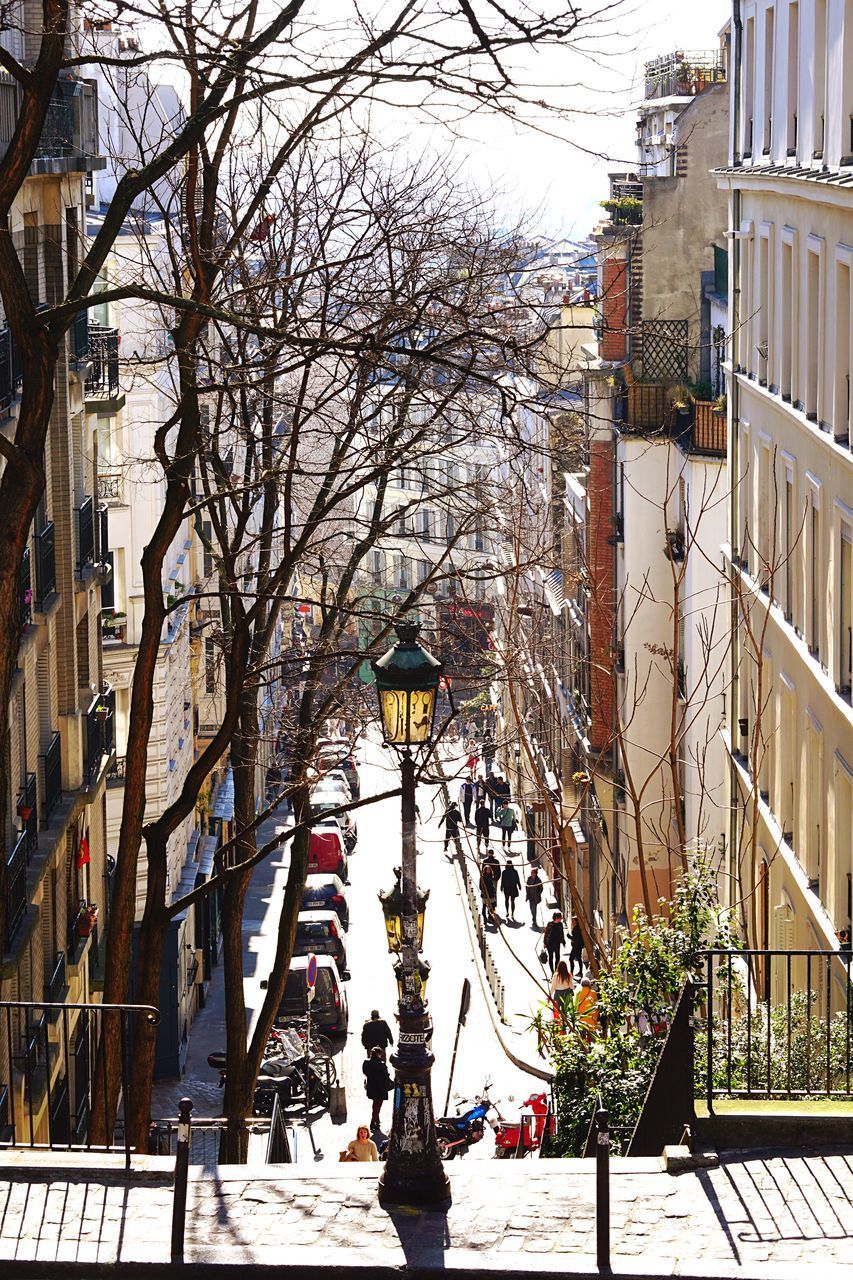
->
<box><xmin>715</xmin><ymin>162</ymin><xmax>853</xmax><ymax>188</ymax></box>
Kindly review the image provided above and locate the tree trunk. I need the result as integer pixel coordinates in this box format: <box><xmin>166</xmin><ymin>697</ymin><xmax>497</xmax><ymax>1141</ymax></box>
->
<box><xmin>124</xmin><ymin>826</ymin><xmax>170</xmax><ymax>1153</ymax></box>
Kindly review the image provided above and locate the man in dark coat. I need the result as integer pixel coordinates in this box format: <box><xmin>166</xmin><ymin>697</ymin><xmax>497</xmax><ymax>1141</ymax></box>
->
<box><xmin>460</xmin><ymin>778</ymin><xmax>474</xmax><ymax>827</ymax></box>
<box><xmin>525</xmin><ymin>867</ymin><xmax>544</xmax><ymax>927</ymax></box>
<box><xmin>543</xmin><ymin>912</ymin><xmax>566</xmax><ymax>974</ymax></box>
<box><xmin>474</xmin><ymin>799</ymin><xmax>491</xmax><ymax>852</ymax></box>
<box><xmin>569</xmin><ymin>918</ymin><xmax>585</xmax><ymax>978</ymax></box>
<box><xmin>500</xmin><ymin>859</ymin><xmax>522</xmax><ymax>919</ymax></box>
<box><xmin>439</xmin><ymin>802</ymin><xmax>462</xmax><ymax>851</ymax></box>
<box><xmin>361</xmin><ymin>1010</ymin><xmax>393</xmax><ymax>1054</ymax></box>
<box><xmin>482</xmin><ymin>732</ymin><xmax>496</xmax><ymax>776</ymax></box>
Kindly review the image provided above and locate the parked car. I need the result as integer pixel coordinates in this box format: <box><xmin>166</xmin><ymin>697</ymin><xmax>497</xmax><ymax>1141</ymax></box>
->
<box><xmin>308</xmin><ymin>828</ymin><xmax>347</xmax><ymax>879</ymax></box>
<box><xmin>320</xmin><ymin>769</ymin><xmax>352</xmax><ymax>800</ymax></box>
<box><xmin>301</xmin><ymin>872</ymin><xmax>349</xmax><ymax>928</ymax></box>
<box><xmin>318</xmin><ymin>747</ymin><xmax>360</xmax><ymax>799</ymax></box>
<box><xmin>277</xmin><ymin>955</ymin><xmax>348</xmax><ymax>1035</ymax></box>
<box><xmin>294</xmin><ymin>909</ymin><xmax>348</xmax><ymax>972</ymax></box>
<box><xmin>310</xmin><ymin>788</ymin><xmax>357</xmax><ymax>851</ymax></box>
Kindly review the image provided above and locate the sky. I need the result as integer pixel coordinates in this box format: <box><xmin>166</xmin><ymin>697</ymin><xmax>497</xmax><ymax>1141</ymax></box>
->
<box><xmin>448</xmin><ymin>0</ymin><xmax>733</xmax><ymax>240</ymax></box>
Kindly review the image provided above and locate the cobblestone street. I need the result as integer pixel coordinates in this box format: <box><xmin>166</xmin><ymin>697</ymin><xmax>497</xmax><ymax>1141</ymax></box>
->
<box><xmin>1</xmin><ymin>1149</ymin><xmax>851</xmax><ymax>1276</ymax></box>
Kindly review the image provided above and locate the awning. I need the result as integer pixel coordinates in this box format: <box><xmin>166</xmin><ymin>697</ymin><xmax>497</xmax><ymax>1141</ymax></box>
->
<box><xmin>195</xmin><ymin>835</ymin><xmax>219</xmax><ymax>883</ymax></box>
<box><xmin>212</xmin><ymin>767</ymin><xmax>234</xmax><ymax>822</ymax></box>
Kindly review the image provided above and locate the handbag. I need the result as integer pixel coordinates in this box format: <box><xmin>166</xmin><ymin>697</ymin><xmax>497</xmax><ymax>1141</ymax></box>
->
<box><xmin>538</xmin><ymin>948</ymin><xmax>548</xmax><ymax>963</ymax></box>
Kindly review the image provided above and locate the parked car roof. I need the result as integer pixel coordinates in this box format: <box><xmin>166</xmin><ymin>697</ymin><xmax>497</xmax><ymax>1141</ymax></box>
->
<box><xmin>305</xmin><ymin>872</ymin><xmax>345</xmax><ymax>891</ymax></box>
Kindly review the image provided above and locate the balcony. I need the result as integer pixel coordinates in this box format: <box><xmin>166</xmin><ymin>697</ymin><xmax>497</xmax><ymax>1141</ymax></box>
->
<box><xmin>0</xmin><ymin>323</ymin><xmax>23</xmax><ymax>413</ymax></box>
<box><xmin>97</xmin><ymin>470</ymin><xmax>123</xmax><ymax>503</ymax></box>
<box><xmin>34</xmin><ymin>522</ymin><xmax>56</xmax><ymax>610</ymax></box>
<box><xmin>85</xmin><ymin>323</ymin><xmax>120</xmax><ymax>400</ymax></box>
<box><xmin>40</xmin><ymin>731</ymin><xmax>62</xmax><ymax>824</ymax></box>
<box><xmin>5</xmin><ymin>830</ymin><xmax>27</xmax><ymax>949</ymax></box>
<box><xmin>689</xmin><ymin>400</ymin><xmax>727</xmax><ymax>456</ymax></box>
<box><xmin>0</xmin><ymin>74</ymin><xmax>103</xmax><ymax>175</ymax></box>
<box><xmin>71</xmin><ymin>308</ymin><xmax>88</xmax><ymax>362</ymax></box>
<box><xmin>20</xmin><ymin>544</ymin><xmax>32</xmax><ymax>631</ymax></box>
<box><xmin>84</xmin><ymin>686</ymin><xmax>115</xmax><ymax>787</ymax></box>
<box><xmin>45</xmin><ymin>952</ymin><xmax>68</xmax><ymax>1019</ymax></box>
<box><xmin>101</xmin><ymin>610</ymin><xmax>127</xmax><ymax>644</ymax></box>
<box><xmin>16</xmin><ymin>772</ymin><xmax>37</xmax><ymax>856</ymax></box>
<box><xmin>643</xmin><ymin>49</ymin><xmax>726</xmax><ymax>101</ymax></box>
<box><xmin>75</xmin><ymin>496</ymin><xmax>95</xmax><ymax>579</ymax></box>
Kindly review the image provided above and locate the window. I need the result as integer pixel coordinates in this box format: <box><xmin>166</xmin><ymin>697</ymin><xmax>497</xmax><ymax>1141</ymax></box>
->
<box><xmin>780</xmin><ymin>236</ymin><xmax>794</xmax><ymax>398</ymax></box>
<box><xmin>417</xmin><ymin>559</ymin><xmax>430</xmax><ymax>585</ymax></box>
<box><xmin>840</xmin><ymin>525</ymin><xmax>852</xmax><ymax>695</ymax></box>
<box><xmin>786</xmin><ymin>2</ymin><xmax>799</xmax><ymax>154</ymax></box>
<box><xmin>833</xmin><ymin>252</ymin><xmax>851</xmax><ymax>443</ymax></box>
<box><xmin>778</xmin><ymin>677</ymin><xmax>796</xmax><ymax>838</ymax></box>
<box><xmin>65</xmin><ymin>207</ymin><xmax>78</xmax><ymax>290</ymax></box>
<box><xmin>762</xmin><ymin>6</ymin><xmax>774</xmax><ymax>154</ymax></box>
<box><xmin>370</xmin><ymin>549</ymin><xmax>384</xmax><ymax>586</ymax></box>
<box><xmin>808</xmin><ymin>484</ymin><xmax>821</xmax><ymax>658</ymax></box>
<box><xmin>805</xmin><ymin>712</ymin><xmax>823</xmax><ymax>890</ymax></box>
<box><xmin>757</xmin><ymin>227</ymin><xmax>770</xmax><ymax>383</ymax></box>
<box><xmin>205</xmin><ymin>637</ymin><xmax>215</xmax><ymax>694</ymax></box>
<box><xmin>804</xmin><ymin>240</ymin><xmax>822</xmax><ymax>420</ymax></box>
<box><xmin>202</xmin><ymin>520</ymin><xmax>213</xmax><ymax>578</ymax></box>
<box><xmin>813</xmin><ymin>0</ymin><xmax>827</xmax><ymax>156</ymax></box>
<box><xmin>744</xmin><ymin>16</ymin><xmax>756</xmax><ymax>155</ymax></box>
<box><xmin>783</xmin><ymin>462</ymin><xmax>795</xmax><ymax>622</ymax></box>
<box><xmin>397</xmin><ymin>556</ymin><xmax>410</xmax><ymax>589</ymax></box>
<box><xmin>757</xmin><ymin>438</ymin><xmax>771</xmax><ymax>582</ymax></box>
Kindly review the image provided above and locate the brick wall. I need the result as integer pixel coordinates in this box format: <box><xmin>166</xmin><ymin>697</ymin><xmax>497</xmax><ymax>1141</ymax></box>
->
<box><xmin>586</xmin><ymin>438</ymin><xmax>616</xmax><ymax>752</ymax></box>
<box><xmin>600</xmin><ymin>257</ymin><xmax>629</xmax><ymax>362</ymax></box>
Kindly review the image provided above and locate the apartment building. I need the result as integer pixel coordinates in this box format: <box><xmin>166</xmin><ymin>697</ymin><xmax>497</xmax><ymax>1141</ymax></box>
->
<box><xmin>554</xmin><ymin>43</ymin><xmax>732</xmax><ymax>928</ymax></box>
<box><xmin>0</xmin><ymin>22</ymin><xmax>112</xmax><ymax>1143</ymax></box>
<box><xmin>721</xmin><ymin>0</ymin><xmax>853</xmax><ymax>967</ymax></box>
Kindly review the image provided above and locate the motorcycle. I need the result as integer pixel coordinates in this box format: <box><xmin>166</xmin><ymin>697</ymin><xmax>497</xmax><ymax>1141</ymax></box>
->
<box><xmin>493</xmin><ymin>1092</ymin><xmax>555</xmax><ymax>1158</ymax></box>
<box><xmin>207</xmin><ymin>1037</ymin><xmax>333</xmax><ymax>1115</ymax></box>
<box><xmin>434</xmin><ymin>1086</ymin><xmax>499</xmax><ymax>1159</ymax></box>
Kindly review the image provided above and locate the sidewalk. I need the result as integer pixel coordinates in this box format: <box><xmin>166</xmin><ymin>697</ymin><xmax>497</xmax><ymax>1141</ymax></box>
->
<box><xmin>1</xmin><ymin>1148</ymin><xmax>851</xmax><ymax>1275</ymax></box>
<box><xmin>441</xmin><ymin>759</ymin><xmax>556</xmax><ymax>1080</ymax></box>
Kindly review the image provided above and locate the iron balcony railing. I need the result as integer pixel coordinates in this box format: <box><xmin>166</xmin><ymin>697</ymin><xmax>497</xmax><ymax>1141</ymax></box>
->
<box><xmin>5</xmin><ymin>830</ymin><xmax>28</xmax><ymax>949</ymax></box>
<box><xmin>643</xmin><ymin>49</ymin><xmax>726</xmax><ymax>100</ymax></box>
<box><xmin>699</xmin><ymin>949</ymin><xmax>853</xmax><ymax>1110</ymax></box>
<box><xmin>84</xmin><ymin>686</ymin><xmax>115</xmax><ymax>786</ymax></box>
<box><xmin>85</xmin><ymin>323</ymin><xmax>120</xmax><ymax>398</ymax></box>
<box><xmin>45</xmin><ymin>953</ymin><xmax>67</xmax><ymax>1021</ymax></box>
<box><xmin>40</xmin><ymin>730</ymin><xmax>62</xmax><ymax>823</ymax></box>
<box><xmin>0</xmin><ymin>322</ymin><xmax>23</xmax><ymax>412</ymax></box>
<box><xmin>20</xmin><ymin>544</ymin><xmax>31</xmax><ymax>629</ymax></box>
<box><xmin>34</xmin><ymin>521</ymin><xmax>56</xmax><ymax>609</ymax></box>
<box><xmin>0</xmin><ymin>75</ymin><xmax>99</xmax><ymax>163</ymax></box>
<box><xmin>0</xmin><ymin>999</ymin><xmax>159</xmax><ymax>1164</ymax></box>
<box><xmin>16</xmin><ymin>771</ymin><xmax>37</xmax><ymax>855</ymax></box>
<box><xmin>76</xmin><ymin>496</ymin><xmax>95</xmax><ymax>577</ymax></box>
<box><xmin>98</xmin><ymin>503</ymin><xmax>109</xmax><ymax>560</ymax></box>
<box><xmin>71</xmin><ymin>308</ymin><xmax>88</xmax><ymax>361</ymax></box>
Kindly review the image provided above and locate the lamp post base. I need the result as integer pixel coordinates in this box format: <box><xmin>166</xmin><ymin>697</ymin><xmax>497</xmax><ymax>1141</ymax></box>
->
<box><xmin>377</xmin><ymin>1005</ymin><xmax>451</xmax><ymax>1209</ymax></box>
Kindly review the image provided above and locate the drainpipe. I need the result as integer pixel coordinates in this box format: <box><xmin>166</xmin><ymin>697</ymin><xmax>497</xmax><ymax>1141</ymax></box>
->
<box><xmin>729</xmin><ymin>1</ymin><xmax>744</xmax><ymax>905</ymax></box>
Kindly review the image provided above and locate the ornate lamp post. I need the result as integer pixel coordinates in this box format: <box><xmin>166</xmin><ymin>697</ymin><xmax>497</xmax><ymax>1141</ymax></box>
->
<box><xmin>371</xmin><ymin>620</ymin><xmax>450</xmax><ymax>1206</ymax></box>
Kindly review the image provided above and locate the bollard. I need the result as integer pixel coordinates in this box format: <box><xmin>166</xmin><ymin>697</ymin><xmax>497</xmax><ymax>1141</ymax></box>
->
<box><xmin>595</xmin><ymin>1102</ymin><xmax>610</xmax><ymax>1272</ymax></box>
<box><xmin>170</xmin><ymin>1097</ymin><xmax>193</xmax><ymax>1262</ymax></box>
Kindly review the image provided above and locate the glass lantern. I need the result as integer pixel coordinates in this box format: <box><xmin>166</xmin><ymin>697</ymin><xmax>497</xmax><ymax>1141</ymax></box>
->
<box><xmin>393</xmin><ymin>956</ymin><xmax>431</xmax><ymax>1001</ymax></box>
<box><xmin>372</xmin><ymin>620</ymin><xmax>443</xmax><ymax>747</ymax></box>
<box><xmin>379</xmin><ymin>873</ymin><xmax>429</xmax><ymax>952</ymax></box>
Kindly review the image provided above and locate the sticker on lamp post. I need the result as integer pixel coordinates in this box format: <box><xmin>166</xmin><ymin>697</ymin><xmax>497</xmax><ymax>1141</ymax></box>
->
<box><xmin>306</xmin><ymin>952</ymin><xmax>317</xmax><ymax>1003</ymax></box>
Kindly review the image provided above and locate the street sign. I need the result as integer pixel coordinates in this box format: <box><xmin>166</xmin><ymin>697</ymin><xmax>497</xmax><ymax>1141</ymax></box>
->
<box><xmin>306</xmin><ymin>953</ymin><xmax>317</xmax><ymax>988</ymax></box>
<box><xmin>307</xmin><ymin>986</ymin><xmax>316</xmax><ymax>1004</ymax></box>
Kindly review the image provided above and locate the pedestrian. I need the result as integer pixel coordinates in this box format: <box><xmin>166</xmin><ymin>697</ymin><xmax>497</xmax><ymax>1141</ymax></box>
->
<box><xmin>569</xmin><ymin>918</ymin><xmax>584</xmax><ymax>978</ymax></box>
<box><xmin>549</xmin><ymin>960</ymin><xmax>574</xmax><ymax>1022</ymax></box>
<box><xmin>474</xmin><ymin>799</ymin><xmax>491</xmax><ymax>852</ymax></box>
<box><xmin>363</xmin><ymin>1046</ymin><xmax>393</xmax><ymax>1131</ymax></box>
<box><xmin>486</xmin><ymin>771</ymin><xmax>499</xmax><ymax>818</ymax></box>
<box><xmin>576</xmin><ymin>978</ymin><xmax>600</xmax><ymax>1037</ymax></box>
<box><xmin>542</xmin><ymin>912</ymin><xmax>565</xmax><ymax>974</ymax></box>
<box><xmin>500</xmin><ymin>858</ymin><xmax>521</xmax><ymax>919</ymax></box>
<box><xmin>439</xmin><ymin>801</ymin><xmax>462</xmax><ymax>852</ymax></box>
<box><xmin>341</xmin><ymin>1124</ymin><xmax>379</xmax><ymax>1162</ymax></box>
<box><xmin>475</xmin><ymin>775</ymin><xmax>487</xmax><ymax>806</ymax></box>
<box><xmin>480</xmin><ymin>850</ymin><xmax>500</xmax><ymax>920</ymax></box>
<box><xmin>493</xmin><ymin>772</ymin><xmax>511</xmax><ymax>810</ymax></box>
<box><xmin>465</xmin><ymin>749</ymin><xmax>479</xmax><ymax>775</ymax></box>
<box><xmin>482</xmin><ymin>732</ymin><xmax>496</xmax><ymax>776</ymax></box>
<box><xmin>361</xmin><ymin>1009</ymin><xmax>393</xmax><ymax>1054</ymax></box>
<box><xmin>497</xmin><ymin>802</ymin><xmax>518</xmax><ymax>849</ymax></box>
<box><xmin>460</xmin><ymin>778</ymin><xmax>474</xmax><ymax>827</ymax></box>
<box><xmin>525</xmin><ymin>866</ymin><xmax>543</xmax><ymax>927</ymax></box>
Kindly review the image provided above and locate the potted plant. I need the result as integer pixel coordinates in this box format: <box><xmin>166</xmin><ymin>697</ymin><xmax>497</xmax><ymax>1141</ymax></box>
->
<box><xmin>76</xmin><ymin>902</ymin><xmax>99</xmax><ymax>937</ymax></box>
<box><xmin>94</xmin><ymin>701</ymin><xmax>112</xmax><ymax>721</ymax></box>
<box><xmin>664</xmin><ymin>529</ymin><xmax>686</xmax><ymax>562</ymax></box>
<box><xmin>714</xmin><ymin>393</ymin><xmax>727</xmax><ymax>415</ymax></box>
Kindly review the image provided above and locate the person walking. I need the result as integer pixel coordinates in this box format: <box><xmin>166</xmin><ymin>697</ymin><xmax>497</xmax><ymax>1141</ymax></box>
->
<box><xmin>439</xmin><ymin>801</ymin><xmax>462</xmax><ymax>852</ymax></box>
<box><xmin>342</xmin><ymin>1125</ymin><xmax>379</xmax><ymax>1162</ymax></box>
<box><xmin>361</xmin><ymin>1010</ymin><xmax>393</xmax><ymax>1055</ymax></box>
<box><xmin>569</xmin><ymin>918</ymin><xmax>584</xmax><ymax>978</ymax></box>
<box><xmin>482</xmin><ymin>732</ymin><xmax>496</xmax><ymax>776</ymax></box>
<box><xmin>460</xmin><ymin>778</ymin><xmax>474</xmax><ymax>827</ymax></box>
<box><xmin>480</xmin><ymin>850</ymin><xmax>500</xmax><ymax>921</ymax></box>
<box><xmin>500</xmin><ymin>858</ymin><xmax>521</xmax><ymax>919</ymax></box>
<box><xmin>493</xmin><ymin>772</ymin><xmax>511</xmax><ymax>811</ymax></box>
<box><xmin>549</xmin><ymin>960</ymin><xmax>574</xmax><ymax>1022</ymax></box>
<box><xmin>474</xmin><ymin>798</ymin><xmax>491</xmax><ymax>852</ymax></box>
<box><xmin>542</xmin><ymin>911</ymin><xmax>565</xmax><ymax>974</ymax></box>
<box><xmin>497</xmin><ymin>802</ymin><xmax>518</xmax><ymax>849</ymax></box>
<box><xmin>363</xmin><ymin>1046</ymin><xmax>393</xmax><ymax>1132</ymax></box>
<box><xmin>486</xmin><ymin>772</ymin><xmax>500</xmax><ymax>819</ymax></box>
<box><xmin>525</xmin><ymin>866</ymin><xmax>543</xmax><ymax>927</ymax></box>
<box><xmin>576</xmin><ymin>979</ymin><xmax>600</xmax><ymax>1037</ymax></box>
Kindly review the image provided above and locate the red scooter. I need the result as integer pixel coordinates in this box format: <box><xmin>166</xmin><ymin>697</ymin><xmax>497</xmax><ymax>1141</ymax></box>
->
<box><xmin>493</xmin><ymin>1092</ymin><xmax>555</xmax><ymax>1158</ymax></box>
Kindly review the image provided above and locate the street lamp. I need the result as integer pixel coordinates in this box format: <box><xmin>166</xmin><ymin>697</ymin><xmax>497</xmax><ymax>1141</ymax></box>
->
<box><xmin>371</xmin><ymin>619</ymin><xmax>450</xmax><ymax>1207</ymax></box>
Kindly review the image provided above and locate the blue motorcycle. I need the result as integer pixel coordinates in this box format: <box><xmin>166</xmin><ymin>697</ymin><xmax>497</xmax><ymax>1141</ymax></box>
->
<box><xmin>435</xmin><ymin>1087</ymin><xmax>498</xmax><ymax>1159</ymax></box>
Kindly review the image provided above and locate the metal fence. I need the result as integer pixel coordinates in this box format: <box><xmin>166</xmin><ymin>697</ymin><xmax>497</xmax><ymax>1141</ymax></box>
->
<box><xmin>456</xmin><ymin>845</ymin><xmax>506</xmax><ymax>1019</ymax></box>
<box><xmin>0</xmin><ymin>999</ymin><xmax>159</xmax><ymax>1166</ymax></box>
<box><xmin>700</xmin><ymin>949</ymin><xmax>853</xmax><ymax>1110</ymax></box>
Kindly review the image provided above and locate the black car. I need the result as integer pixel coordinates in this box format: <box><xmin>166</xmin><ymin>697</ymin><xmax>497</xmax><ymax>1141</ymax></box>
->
<box><xmin>294</xmin><ymin>909</ymin><xmax>348</xmax><ymax>973</ymax></box>
<box><xmin>301</xmin><ymin>872</ymin><xmax>349</xmax><ymax>929</ymax></box>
